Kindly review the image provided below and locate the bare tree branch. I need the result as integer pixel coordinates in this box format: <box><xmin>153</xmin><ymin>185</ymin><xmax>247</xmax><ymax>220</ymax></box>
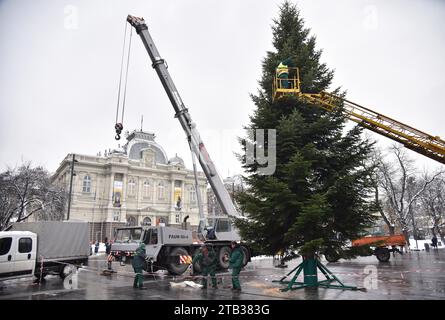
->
<box><xmin>374</xmin><ymin>144</ymin><xmax>443</xmax><ymax>243</ymax></box>
<box><xmin>0</xmin><ymin>163</ymin><xmax>67</xmax><ymax>230</ymax></box>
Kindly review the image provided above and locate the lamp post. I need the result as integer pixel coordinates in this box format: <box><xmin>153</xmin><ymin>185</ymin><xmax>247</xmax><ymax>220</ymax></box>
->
<box><xmin>67</xmin><ymin>154</ymin><xmax>78</xmax><ymax>220</ymax></box>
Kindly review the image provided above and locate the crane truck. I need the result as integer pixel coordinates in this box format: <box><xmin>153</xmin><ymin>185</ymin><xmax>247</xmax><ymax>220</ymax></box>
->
<box><xmin>110</xmin><ymin>15</ymin><xmax>251</xmax><ymax>275</ymax></box>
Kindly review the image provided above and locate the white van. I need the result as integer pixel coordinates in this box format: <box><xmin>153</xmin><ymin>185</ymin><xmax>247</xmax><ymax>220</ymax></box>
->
<box><xmin>0</xmin><ymin>231</ymin><xmax>37</xmax><ymax>280</ymax></box>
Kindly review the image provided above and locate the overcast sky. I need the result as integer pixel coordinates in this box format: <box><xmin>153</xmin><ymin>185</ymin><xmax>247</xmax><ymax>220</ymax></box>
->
<box><xmin>1</xmin><ymin>0</ymin><xmax>444</xmax><ymax>176</ymax></box>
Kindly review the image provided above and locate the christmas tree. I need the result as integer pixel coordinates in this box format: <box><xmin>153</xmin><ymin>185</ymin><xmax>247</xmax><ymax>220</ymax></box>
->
<box><xmin>235</xmin><ymin>1</ymin><xmax>376</xmax><ymax>264</ymax></box>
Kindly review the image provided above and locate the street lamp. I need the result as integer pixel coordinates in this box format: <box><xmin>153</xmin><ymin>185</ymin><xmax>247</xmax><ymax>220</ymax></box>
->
<box><xmin>66</xmin><ymin>154</ymin><xmax>78</xmax><ymax>220</ymax></box>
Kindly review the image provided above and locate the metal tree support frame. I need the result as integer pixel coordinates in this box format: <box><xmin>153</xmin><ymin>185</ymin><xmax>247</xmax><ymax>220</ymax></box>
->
<box><xmin>273</xmin><ymin>257</ymin><xmax>358</xmax><ymax>291</ymax></box>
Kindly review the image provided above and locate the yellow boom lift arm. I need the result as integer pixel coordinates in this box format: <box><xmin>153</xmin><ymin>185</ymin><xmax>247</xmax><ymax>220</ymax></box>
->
<box><xmin>273</xmin><ymin>67</ymin><xmax>445</xmax><ymax>165</ymax></box>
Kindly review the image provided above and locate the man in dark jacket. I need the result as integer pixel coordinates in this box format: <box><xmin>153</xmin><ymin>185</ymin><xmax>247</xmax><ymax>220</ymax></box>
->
<box><xmin>432</xmin><ymin>235</ymin><xmax>438</xmax><ymax>249</ymax></box>
<box><xmin>229</xmin><ymin>241</ymin><xmax>244</xmax><ymax>292</ymax></box>
<box><xmin>132</xmin><ymin>243</ymin><xmax>147</xmax><ymax>289</ymax></box>
<box><xmin>193</xmin><ymin>245</ymin><xmax>218</xmax><ymax>289</ymax></box>
<box><xmin>105</xmin><ymin>238</ymin><xmax>112</xmax><ymax>255</ymax></box>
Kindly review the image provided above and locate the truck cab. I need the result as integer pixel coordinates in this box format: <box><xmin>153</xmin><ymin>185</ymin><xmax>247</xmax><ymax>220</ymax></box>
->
<box><xmin>0</xmin><ymin>231</ymin><xmax>37</xmax><ymax>281</ymax></box>
<box><xmin>111</xmin><ymin>226</ymin><xmax>193</xmax><ymax>260</ymax></box>
<box><xmin>111</xmin><ymin>225</ymin><xmax>197</xmax><ymax>275</ymax></box>
<box><xmin>205</xmin><ymin>216</ymin><xmax>241</xmax><ymax>242</ymax></box>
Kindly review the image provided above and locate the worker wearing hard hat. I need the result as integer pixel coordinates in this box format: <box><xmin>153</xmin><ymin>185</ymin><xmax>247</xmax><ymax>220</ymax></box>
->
<box><xmin>132</xmin><ymin>243</ymin><xmax>147</xmax><ymax>289</ymax></box>
<box><xmin>192</xmin><ymin>245</ymin><xmax>218</xmax><ymax>289</ymax></box>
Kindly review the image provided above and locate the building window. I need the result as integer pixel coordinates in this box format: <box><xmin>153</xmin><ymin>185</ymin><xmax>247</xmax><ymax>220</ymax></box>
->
<box><xmin>175</xmin><ymin>214</ymin><xmax>180</xmax><ymax>224</ymax></box>
<box><xmin>82</xmin><ymin>175</ymin><xmax>91</xmax><ymax>193</ymax></box>
<box><xmin>143</xmin><ymin>180</ymin><xmax>151</xmax><ymax>199</ymax></box>
<box><xmin>142</xmin><ymin>217</ymin><xmax>151</xmax><ymax>226</ymax></box>
<box><xmin>190</xmin><ymin>187</ymin><xmax>196</xmax><ymax>203</ymax></box>
<box><xmin>128</xmin><ymin>179</ymin><xmax>136</xmax><ymax>196</ymax></box>
<box><xmin>113</xmin><ymin>211</ymin><xmax>120</xmax><ymax>222</ymax></box>
<box><xmin>157</xmin><ymin>182</ymin><xmax>165</xmax><ymax>200</ymax></box>
<box><xmin>158</xmin><ymin>217</ymin><xmax>166</xmax><ymax>225</ymax></box>
<box><xmin>127</xmin><ymin>216</ymin><xmax>137</xmax><ymax>226</ymax></box>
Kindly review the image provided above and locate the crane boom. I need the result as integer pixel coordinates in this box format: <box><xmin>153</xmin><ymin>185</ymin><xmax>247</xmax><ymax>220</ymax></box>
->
<box><xmin>273</xmin><ymin>68</ymin><xmax>445</xmax><ymax>165</ymax></box>
<box><xmin>300</xmin><ymin>92</ymin><xmax>445</xmax><ymax>165</ymax></box>
<box><xmin>126</xmin><ymin>15</ymin><xmax>239</xmax><ymax>218</ymax></box>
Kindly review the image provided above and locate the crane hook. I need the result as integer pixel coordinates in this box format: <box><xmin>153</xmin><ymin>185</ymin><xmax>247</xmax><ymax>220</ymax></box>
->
<box><xmin>115</xmin><ymin>123</ymin><xmax>123</xmax><ymax>140</ymax></box>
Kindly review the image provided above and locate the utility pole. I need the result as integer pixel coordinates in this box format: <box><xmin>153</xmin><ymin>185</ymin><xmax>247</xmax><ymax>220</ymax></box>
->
<box><xmin>410</xmin><ymin>209</ymin><xmax>419</xmax><ymax>250</ymax></box>
<box><xmin>67</xmin><ymin>154</ymin><xmax>77</xmax><ymax>220</ymax></box>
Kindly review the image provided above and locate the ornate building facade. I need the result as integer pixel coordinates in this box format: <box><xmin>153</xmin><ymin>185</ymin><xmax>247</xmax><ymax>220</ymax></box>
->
<box><xmin>52</xmin><ymin>130</ymin><xmax>208</xmax><ymax>242</ymax></box>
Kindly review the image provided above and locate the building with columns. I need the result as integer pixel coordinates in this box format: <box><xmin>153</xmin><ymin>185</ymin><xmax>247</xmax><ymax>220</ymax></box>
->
<box><xmin>52</xmin><ymin>130</ymin><xmax>208</xmax><ymax>242</ymax></box>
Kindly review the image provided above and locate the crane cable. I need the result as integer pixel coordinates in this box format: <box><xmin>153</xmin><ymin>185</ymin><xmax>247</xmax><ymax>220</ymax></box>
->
<box><xmin>114</xmin><ymin>21</ymin><xmax>133</xmax><ymax>140</ymax></box>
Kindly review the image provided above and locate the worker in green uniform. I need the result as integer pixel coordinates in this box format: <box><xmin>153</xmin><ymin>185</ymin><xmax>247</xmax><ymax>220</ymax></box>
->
<box><xmin>276</xmin><ymin>58</ymin><xmax>294</xmax><ymax>89</ymax></box>
<box><xmin>192</xmin><ymin>245</ymin><xmax>218</xmax><ymax>289</ymax></box>
<box><xmin>132</xmin><ymin>243</ymin><xmax>147</xmax><ymax>289</ymax></box>
<box><xmin>229</xmin><ymin>241</ymin><xmax>244</xmax><ymax>292</ymax></box>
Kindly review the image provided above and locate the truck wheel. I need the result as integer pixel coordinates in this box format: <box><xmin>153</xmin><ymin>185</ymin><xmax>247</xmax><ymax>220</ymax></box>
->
<box><xmin>218</xmin><ymin>246</ymin><xmax>231</xmax><ymax>270</ymax></box>
<box><xmin>324</xmin><ymin>250</ymin><xmax>340</xmax><ymax>263</ymax></box>
<box><xmin>375</xmin><ymin>248</ymin><xmax>391</xmax><ymax>262</ymax></box>
<box><xmin>241</xmin><ymin>246</ymin><xmax>250</xmax><ymax>267</ymax></box>
<box><xmin>60</xmin><ymin>265</ymin><xmax>76</xmax><ymax>280</ymax></box>
<box><xmin>167</xmin><ymin>247</ymin><xmax>189</xmax><ymax>276</ymax></box>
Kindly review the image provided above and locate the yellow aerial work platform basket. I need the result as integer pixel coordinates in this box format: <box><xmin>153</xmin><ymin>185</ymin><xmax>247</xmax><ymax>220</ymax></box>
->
<box><xmin>272</xmin><ymin>67</ymin><xmax>301</xmax><ymax>102</ymax></box>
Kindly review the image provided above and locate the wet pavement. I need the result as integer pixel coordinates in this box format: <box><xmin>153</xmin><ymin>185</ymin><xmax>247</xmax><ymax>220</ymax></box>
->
<box><xmin>1</xmin><ymin>249</ymin><xmax>444</xmax><ymax>300</ymax></box>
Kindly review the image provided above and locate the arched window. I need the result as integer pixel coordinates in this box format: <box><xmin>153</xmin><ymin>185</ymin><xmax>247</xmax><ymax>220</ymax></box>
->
<box><xmin>142</xmin><ymin>217</ymin><xmax>151</xmax><ymax>226</ymax></box>
<box><xmin>143</xmin><ymin>180</ymin><xmax>151</xmax><ymax>199</ymax></box>
<box><xmin>82</xmin><ymin>175</ymin><xmax>91</xmax><ymax>193</ymax></box>
<box><xmin>128</xmin><ymin>179</ymin><xmax>136</xmax><ymax>196</ymax></box>
<box><xmin>127</xmin><ymin>216</ymin><xmax>137</xmax><ymax>226</ymax></box>
<box><xmin>157</xmin><ymin>182</ymin><xmax>165</xmax><ymax>200</ymax></box>
<box><xmin>158</xmin><ymin>217</ymin><xmax>166</xmax><ymax>225</ymax></box>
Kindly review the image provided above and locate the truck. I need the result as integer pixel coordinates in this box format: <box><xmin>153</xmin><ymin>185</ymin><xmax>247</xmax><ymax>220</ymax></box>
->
<box><xmin>351</xmin><ymin>234</ymin><xmax>406</xmax><ymax>262</ymax></box>
<box><xmin>321</xmin><ymin>234</ymin><xmax>406</xmax><ymax>263</ymax></box>
<box><xmin>110</xmin><ymin>15</ymin><xmax>252</xmax><ymax>275</ymax></box>
<box><xmin>0</xmin><ymin>221</ymin><xmax>90</xmax><ymax>281</ymax></box>
<box><xmin>111</xmin><ymin>223</ymin><xmax>251</xmax><ymax>275</ymax></box>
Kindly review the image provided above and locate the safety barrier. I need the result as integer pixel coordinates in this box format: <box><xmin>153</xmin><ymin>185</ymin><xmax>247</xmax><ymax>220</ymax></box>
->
<box><xmin>179</xmin><ymin>255</ymin><xmax>193</xmax><ymax>264</ymax></box>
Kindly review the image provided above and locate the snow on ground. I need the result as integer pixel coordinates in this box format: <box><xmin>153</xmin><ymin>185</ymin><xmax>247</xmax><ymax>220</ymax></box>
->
<box><xmin>90</xmin><ymin>243</ymin><xmax>106</xmax><ymax>255</ymax></box>
<box><xmin>408</xmin><ymin>238</ymin><xmax>444</xmax><ymax>250</ymax></box>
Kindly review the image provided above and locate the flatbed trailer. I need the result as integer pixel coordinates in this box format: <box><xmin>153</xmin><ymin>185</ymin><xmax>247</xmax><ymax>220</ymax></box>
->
<box><xmin>352</xmin><ymin>234</ymin><xmax>406</xmax><ymax>262</ymax></box>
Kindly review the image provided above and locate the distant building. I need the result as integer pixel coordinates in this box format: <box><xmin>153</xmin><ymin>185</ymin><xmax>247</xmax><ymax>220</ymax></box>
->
<box><xmin>207</xmin><ymin>174</ymin><xmax>244</xmax><ymax>216</ymax></box>
<box><xmin>52</xmin><ymin>130</ymin><xmax>208</xmax><ymax>242</ymax></box>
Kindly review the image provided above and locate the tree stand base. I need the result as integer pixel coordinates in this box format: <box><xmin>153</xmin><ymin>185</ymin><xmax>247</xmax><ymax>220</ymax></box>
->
<box><xmin>272</xmin><ymin>258</ymin><xmax>358</xmax><ymax>291</ymax></box>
